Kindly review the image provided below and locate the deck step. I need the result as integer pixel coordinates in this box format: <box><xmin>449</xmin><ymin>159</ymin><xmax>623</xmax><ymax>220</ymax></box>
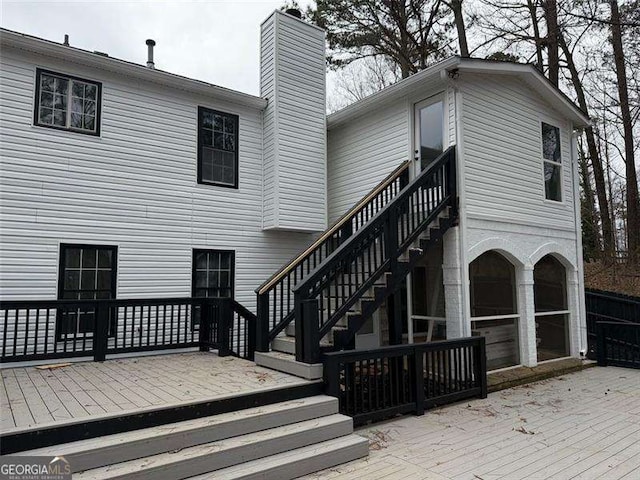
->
<box><xmin>186</xmin><ymin>434</ymin><xmax>369</xmax><ymax>480</ymax></box>
<box><xmin>254</xmin><ymin>351</ymin><xmax>323</xmax><ymax>380</ymax></box>
<box><xmin>74</xmin><ymin>414</ymin><xmax>355</xmax><ymax>480</ymax></box>
<box><xmin>17</xmin><ymin>396</ymin><xmax>338</xmax><ymax>473</ymax></box>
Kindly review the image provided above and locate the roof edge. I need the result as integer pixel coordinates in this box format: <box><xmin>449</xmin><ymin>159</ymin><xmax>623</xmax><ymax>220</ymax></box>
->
<box><xmin>0</xmin><ymin>28</ymin><xmax>268</xmax><ymax>110</ymax></box>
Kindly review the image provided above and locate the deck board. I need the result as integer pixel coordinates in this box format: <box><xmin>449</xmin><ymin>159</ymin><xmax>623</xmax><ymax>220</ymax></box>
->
<box><xmin>0</xmin><ymin>352</ymin><xmax>313</xmax><ymax>434</ymax></box>
<box><xmin>301</xmin><ymin>366</ymin><xmax>640</xmax><ymax>480</ymax></box>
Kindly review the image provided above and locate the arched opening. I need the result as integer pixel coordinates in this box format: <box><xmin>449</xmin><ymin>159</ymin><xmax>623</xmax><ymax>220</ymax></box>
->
<box><xmin>470</xmin><ymin>251</ymin><xmax>520</xmax><ymax>370</ymax></box>
<box><xmin>534</xmin><ymin>254</ymin><xmax>569</xmax><ymax>361</ymax></box>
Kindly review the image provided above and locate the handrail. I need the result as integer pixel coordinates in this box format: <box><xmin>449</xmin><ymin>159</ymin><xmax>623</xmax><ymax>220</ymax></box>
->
<box><xmin>256</xmin><ymin>160</ymin><xmax>410</xmax><ymax>295</ymax></box>
<box><xmin>293</xmin><ymin>146</ymin><xmax>456</xmax><ymax>363</ymax></box>
<box><xmin>293</xmin><ymin>147</ymin><xmax>455</xmax><ymax>294</ymax></box>
<box><xmin>255</xmin><ymin>159</ymin><xmax>411</xmax><ymax>351</ymax></box>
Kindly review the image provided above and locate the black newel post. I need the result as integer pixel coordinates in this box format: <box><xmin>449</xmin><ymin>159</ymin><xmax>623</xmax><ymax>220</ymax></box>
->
<box><xmin>295</xmin><ymin>295</ymin><xmax>320</xmax><ymax>364</ymax></box>
<box><xmin>474</xmin><ymin>337</ymin><xmax>488</xmax><ymax>398</ymax></box>
<box><xmin>93</xmin><ymin>301</ymin><xmax>109</xmax><ymax>362</ymax></box>
<box><xmin>218</xmin><ymin>297</ymin><xmax>232</xmax><ymax>357</ymax></box>
<box><xmin>596</xmin><ymin>322</ymin><xmax>607</xmax><ymax>366</ymax></box>
<box><xmin>199</xmin><ymin>299</ymin><xmax>211</xmax><ymax>352</ymax></box>
<box><xmin>256</xmin><ymin>293</ymin><xmax>270</xmax><ymax>352</ymax></box>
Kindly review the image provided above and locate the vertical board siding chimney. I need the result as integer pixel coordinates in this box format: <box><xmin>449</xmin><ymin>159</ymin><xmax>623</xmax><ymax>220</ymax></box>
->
<box><xmin>260</xmin><ymin>10</ymin><xmax>327</xmax><ymax>232</ymax></box>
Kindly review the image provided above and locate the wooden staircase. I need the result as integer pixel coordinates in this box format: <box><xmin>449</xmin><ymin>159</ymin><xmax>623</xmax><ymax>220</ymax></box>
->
<box><xmin>255</xmin><ymin>147</ymin><xmax>458</xmax><ymax>375</ymax></box>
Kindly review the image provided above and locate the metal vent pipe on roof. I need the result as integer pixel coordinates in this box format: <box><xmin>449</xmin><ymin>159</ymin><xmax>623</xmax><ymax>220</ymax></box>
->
<box><xmin>285</xmin><ymin>8</ymin><xmax>302</xmax><ymax>19</ymax></box>
<box><xmin>63</xmin><ymin>34</ymin><xmax>69</xmax><ymax>46</ymax></box>
<box><xmin>146</xmin><ymin>39</ymin><xmax>156</xmax><ymax>68</ymax></box>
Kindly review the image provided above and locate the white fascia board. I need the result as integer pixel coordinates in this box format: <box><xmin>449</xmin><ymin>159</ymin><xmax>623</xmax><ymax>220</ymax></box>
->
<box><xmin>0</xmin><ymin>28</ymin><xmax>268</xmax><ymax>110</ymax></box>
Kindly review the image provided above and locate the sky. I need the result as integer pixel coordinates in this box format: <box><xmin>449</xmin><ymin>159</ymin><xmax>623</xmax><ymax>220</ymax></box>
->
<box><xmin>0</xmin><ymin>0</ymin><xmax>314</xmax><ymax>96</ymax></box>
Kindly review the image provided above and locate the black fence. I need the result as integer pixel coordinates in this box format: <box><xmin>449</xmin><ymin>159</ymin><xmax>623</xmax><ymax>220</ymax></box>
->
<box><xmin>596</xmin><ymin>322</ymin><xmax>640</xmax><ymax>369</ymax></box>
<box><xmin>0</xmin><ymin>297</ymin><xmax>256</xmax><ymax>363</ymax></box>
<box><xmin>323</xmin><ymin>336</ymin><xmax>487</xmax><ymax>426</ymax></box>
<box><xmin>585</xmin><ymin>289</ymin><xmax>640</xmax><ymax>358</ymax></box>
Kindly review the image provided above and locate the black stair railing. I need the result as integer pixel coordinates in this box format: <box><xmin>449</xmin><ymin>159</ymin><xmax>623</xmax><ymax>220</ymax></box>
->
<box><xmin>293</xmin><ymin>146</ymin><xmax>457</xmax><ymax>363</ymax></box>
<box><xmin>255</xmin><ymin>161</ymin><xmax>411</xmax><ymax>352</ymax></box>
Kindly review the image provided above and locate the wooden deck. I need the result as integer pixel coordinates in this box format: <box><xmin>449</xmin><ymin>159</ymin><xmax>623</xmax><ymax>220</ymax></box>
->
<box><xmin>303</xmin><ymin>366</ymin><xmax>640</xmax><ymax>480</ymax></box>
<box><xmin>0</xmin><ymin>352</ymin><xmax>314</xmax><ymax>435</ymax></box>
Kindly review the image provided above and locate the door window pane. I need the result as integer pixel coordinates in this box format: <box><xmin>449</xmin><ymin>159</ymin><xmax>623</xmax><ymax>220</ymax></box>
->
<box><xmin>192</xmin><ymin>249</ymin><xmax>234</xmax><ymax>326</ymax></box>
<box><xmin>418</xmin><ymin>100</ymin><xmax>444</xmax><ymax>170</ymax></box>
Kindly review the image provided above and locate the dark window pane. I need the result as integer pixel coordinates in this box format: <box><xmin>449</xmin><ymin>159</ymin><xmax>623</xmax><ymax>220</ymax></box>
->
<box><xmin>544</xmin><ymin>162</ymin><xmax>562</xmax><ymax>201</ymax></box>
<box><xmin>65</xmin><ymin>248</ymin><xmax>81</xmax><ymax>267</ymax></box>
<box><xmin>39</xmin><ymin>108</ymin><xmax>53</xmax><ymax>124</ymax></box>
<box><xmin>223</xmin><ymin>133</ymin><xmax>235</xmax><ymax>152</ymax></box>
<box><xmin>82</xmin><ymin>249</ymin><xmax>97</xmax><ymax>268</ymax></box>
<box><xmin>41</xmin><ymin>75</ymin><xmax>55</xmax><ymax>91</ymax></box>
<box><xmin>208</xmin><ymin>271</ymin><xmax>219</xmax><ymax>288</ymax></box>
<box><xmin>78</xmin><ymin>311</ymin><xmax>95</xmax><ymax>333</ymax></box>
<box><xmin>53</xmin><ymin>110</ymin><xmax>66</xmax><ymax>126</ymax></box>
<box><xmin>64</xmin><ymin>271</ymin><xmax>80</xmax><ymax>290</ymax></box>
<box><xmin>220</xmin><ymin>253</ymin><xmax>230</xmax><ymax>269</ymax></box>
<box><xmin>40</xmin><ymin>92</ymin><xmax>53</xmax><ymax>108</ymax></box>
<box><xmin>98</xmin><ymin>250</ymin><xmax>112</xmax><ymax>268</ymax></box>
<box><xmin>195</xmin><ymin>251</ymin><xmax>208</xmax><ymax>269</ymax></box>
<box><xmin>224</xmin><ymin>117</ymin><xmax>235</xmax><ymax>134</ymax></box>
<box><xmin>219</xmin><ymin>272</ymin><xmax>229</xmax><ymax>289</ymax></box>
<box><xmin>536</xmin><ymin>313</ymin><xmax>569</xmax><ymax>361</ymax></box>
<box><xmin>54</xmin><ymin>78</ymin><xmax>68</xmax><ymax>95</ymax></box>
<box><xmin>85</xmin><ymin>84</ymin><xmax>97</xmax><ymax>100</ymax></box>
<box><xmin>542</xmin><ymin>123</ymin><xmax>561</xmax><ymax>162</ymax></box>
<box><xmin>210</xmin><ymin>253</ymin><xmax>220</xmax><ymax>270</ymax></box>
<box><xmin>195</xmin><ymin>272</ymin><xmax>207</xmax><ymax>288</ymax></box>
<box><xmin>71</xmin><ymin>97</ymin><xmax>83</xmax><ymax>113</ymax></box>
<box><xmin>81</xmin><ymin>270</ymin><xmax>96</xmax><ymax>290</ymax></box>
<box><xmin>97</xmin><ymin>270</ymin><xmax>111</xmax><ymax>290</ymax></box>
<box><xmin>201</xmin><ymin>110</ymin><xmax>213</xmax><ymax>129</ymax></box>
<box><xmin>71</xmin><ymin>113</ymin><xmax>83</xmax><ymax>128</ymax></box>
<box><xmin>84</xmin><ymin>100</ymin><xmax>95</xmax><ymax>117</ymax></box>
<box><xmin>80</xmin><ymin>290</ymin><xmax>96</xmax><ymax>300</ymax></box>
<box><xmin>223</xmin><ymin>167</ymin><xmax>234</xmax><ymax>185</ymax></box>
<box><xmin>95</xmin><ymin>290</ymin><xmax>111</xmax><ymax>299</ymax></box>
<box><xmin>202</xmin><ymin>129</ymin><xmax>213</xmax><ymax>146</ymax></box>
<box><xmin>214</xmin><ymin>132</ymin><xmax>224</xmax><ymax>149</ymax></box>
<box><xmin>72</xmin><ymin>82</ymin><xmax>84</xmax><ymax>97</ymax></box>
<box><xmin>84</xmin><ymin>116</ymin><xmax>95</xmax><ymax>131</ymax></box>
<box><xmin>213</xmin><ymin>115</ymin><xmax>223</xmax><ymax>131</ymax></box>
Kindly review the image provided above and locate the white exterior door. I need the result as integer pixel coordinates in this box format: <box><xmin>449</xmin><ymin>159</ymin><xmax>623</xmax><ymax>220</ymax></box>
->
<box><xmin>413</xmin><ymin>95</ymin><xmax>445</xmax><ymax>177</ymax></box>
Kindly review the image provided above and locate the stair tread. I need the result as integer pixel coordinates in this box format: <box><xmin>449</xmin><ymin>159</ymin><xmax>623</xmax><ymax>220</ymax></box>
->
<box><xmin>75</xmin><ymin>414</ymin><xmax>353</xmax><ymax>479</ymax></box>
<box><xmin>186</xmin><ymin>434</ymin><xmax>369</xmax><ymax>480</ymax></box>
<box><xmin>17</xmin><ymin>396</ymin><xmax>338</xmax><ymax>459</ymax></box>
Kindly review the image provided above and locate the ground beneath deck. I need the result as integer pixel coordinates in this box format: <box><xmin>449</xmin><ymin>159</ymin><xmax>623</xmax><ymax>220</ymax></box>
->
<box><xmin>0</xmin><ymin>352</ymin><xmax>313</xmax><ymax>433</ymax></box>
<box><xmin>303</xmin><ymin>367</ymin><xmax>640</xmax><ymax>480</ymax></box>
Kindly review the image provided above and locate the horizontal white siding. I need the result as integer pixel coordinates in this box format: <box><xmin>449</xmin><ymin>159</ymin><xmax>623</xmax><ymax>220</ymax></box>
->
<box><xmin>327</xmin><ymin>101</ymin><xmax>409</xmax><ymax>223</ymax></box>
<box><xmin>260</xmin><ymin>11</ymin><xmax>327</xmax><ymax>231</ymax></box>
<box><xmin>460</xmin><ymin>74</ymin><xmax>576</xmax><ymax>231</ymax></box>
<box><xmin>0</xmin><ymin>49</ymin><xmax>314</xmax><ymax>310</ymax></box>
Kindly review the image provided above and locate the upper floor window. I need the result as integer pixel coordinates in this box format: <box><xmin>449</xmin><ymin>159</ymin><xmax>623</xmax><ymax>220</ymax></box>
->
<box><xmin>34</xmin><ymin>69</ymin><xmax>101</xmax><ymax>135</ymax></box>
<box><xmin>541</xmin><ymin>122</ymin><xmax>562</xmax><ymax>202</ymax></box>
<box><xmin>197</xmin><ymin>107</ymin><xmax>239</xmax><ymax>188</ymax></box>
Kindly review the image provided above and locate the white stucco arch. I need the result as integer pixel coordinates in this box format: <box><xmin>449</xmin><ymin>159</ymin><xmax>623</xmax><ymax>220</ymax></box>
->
<box><xmin>529</xmin><ymin>242</ymin><xmax>576</xmax><ymax>271</ymax></box>
<box><xmin>467</xmin><ymin>237</ymin><xmax>527</xmax><ymax>269</ymax></box>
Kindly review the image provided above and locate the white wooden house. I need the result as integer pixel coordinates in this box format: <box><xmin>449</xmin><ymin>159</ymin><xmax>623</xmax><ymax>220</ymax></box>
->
<box><xmin>0</xmin><ymin>9</ymin><xmax>589</xmax><ymax>372</ymax></box>
<box><xmin>0</xmin><ymin>8</ymin><xmax>592</xmax><ymax>477</ymax></box>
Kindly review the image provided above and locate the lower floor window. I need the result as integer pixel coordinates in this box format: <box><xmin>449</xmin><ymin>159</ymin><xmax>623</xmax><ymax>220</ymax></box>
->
<box><xmin>471</xmin><ymin>317</ymin><xmax>520</xmax><ymax>371</ymax></box>
<box><xmin>192</xmin><ymin>249</ymin><xmax>234</xmax><ymax>326</ymax></box>
<box><xmin>57</xmin><ymin>244</ymin><xmax>117</xmax><ymax>338</ymax></box>
<box><xmin>535</xmin><ymin>312</ymin><xmax>570</xmax><ymax>361</ymax></box>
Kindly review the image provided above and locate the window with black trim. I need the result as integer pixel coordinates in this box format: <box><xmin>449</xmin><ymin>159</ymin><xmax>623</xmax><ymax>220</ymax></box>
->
<box><xmin>57</xmin><ymin>244</ymin><xmax>117</xmax><ymax>338</ymax></box>
<box><xmin>34</xmin><ymin>69</ymin><xmax>102</xmax><ymax>135</ymax></box>
<box><xmin>197</xmin><ymin>107</ymin><xmax>238</xmax><ymax>188</ymax></box>
<box><xmin>191</xmin><ymin>249</ymin><xmax>234</xmax><ymax>326</ymax></box>
<box><xmin>542</xmin><ymin>122</ymin><xmax>562</xmax><ymax>201</ymax></box>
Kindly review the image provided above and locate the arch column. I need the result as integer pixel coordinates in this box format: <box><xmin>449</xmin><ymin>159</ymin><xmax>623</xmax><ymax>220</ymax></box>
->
<box><xmin>567</xmin><ymin>268</ymin><xmax>583</xmax><ymax>357</ymax></box>
<box><xmin>443</xmin><ymin>227</ymin><xmax>466</xmax><ymax>339</ymax></box>
<box><xmin>517</xmin><ymin>266</ymin><xmax>537</xmax><ymax>367</ymax></box>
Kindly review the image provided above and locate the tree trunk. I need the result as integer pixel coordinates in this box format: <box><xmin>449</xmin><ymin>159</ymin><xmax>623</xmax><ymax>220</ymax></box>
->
<box><xmin>542</xmin><ymin>0</ymin><xmax>559</xmax><ymax>86</ymax></box>
<box><xmin>610</xmin><ymin>0</ymin><xmax>639</xmax><ymax>262</ymax></box>
<box><xmin>578</xmin><ymin>140</ymin><xmax>601</xmax><ymax>260</ymax></box>
<box><xmin>450</xmin><ymin>0</ymin><xmax>469</xmax><ymax>57</ymax></box>
<box><xmin>527</xmin><ymin>0</ymin><xmax>545</xmax><ymax>71</ymax></box>
<box><xmin>558</xmin><ymin>30</ymin><xmax>615</xmax><ymax>257</ymax></box>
